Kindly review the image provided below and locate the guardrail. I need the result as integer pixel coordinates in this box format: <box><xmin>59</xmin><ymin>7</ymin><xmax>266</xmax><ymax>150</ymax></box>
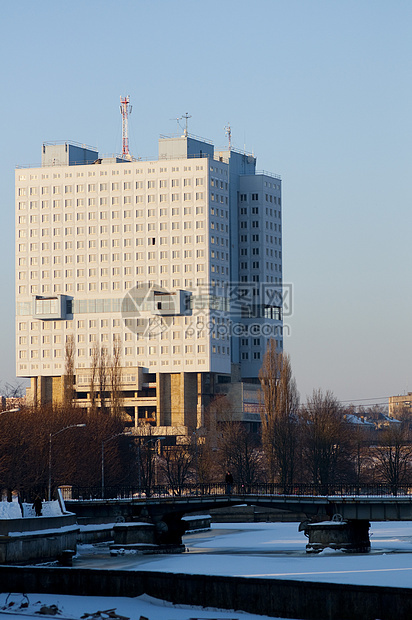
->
<box><xmin>64</xmin><ymin>483</ymin><xmax>412</xmax><ymax>501</ymax></box>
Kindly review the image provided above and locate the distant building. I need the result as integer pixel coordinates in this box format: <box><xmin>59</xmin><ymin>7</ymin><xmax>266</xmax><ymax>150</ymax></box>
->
<box><xmin>15</xmin><ymin>130</ymin><xmax>283</xmax><ymax>436</ymax></box>
<box><xmin>388</xmin><ymin>393</ymin><xmax>412</xmax><ymax>418</ymax></box>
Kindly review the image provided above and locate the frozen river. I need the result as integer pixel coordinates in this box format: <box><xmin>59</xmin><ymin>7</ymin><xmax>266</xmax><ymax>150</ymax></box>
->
<box><xmin>2</xmin><ymin>521</ymin><xmax>411</xmax><ymax>620</ymax></box>
<box><xmin>74</xmin><ymin>520</ymin><xmax>412</xmax><ymax>588</ymax></box>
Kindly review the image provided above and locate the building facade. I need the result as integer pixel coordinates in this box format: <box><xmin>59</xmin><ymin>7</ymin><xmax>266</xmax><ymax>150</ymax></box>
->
<box><xmin>388</xmin><ymin>393</ymin><xmax>412</xmax><ymax>418</ymax></box>
<box><xmin>15</xmin><ymin>131</ymin><xmax>283</xmax><ymax>436</ymax></box>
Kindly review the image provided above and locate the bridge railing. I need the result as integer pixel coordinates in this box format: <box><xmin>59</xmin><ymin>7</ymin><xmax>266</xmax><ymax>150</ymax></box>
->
<box><xmin>64</xmin><ymin>483</ymin><xmax>412</xmax><ymax>501</ymax></box>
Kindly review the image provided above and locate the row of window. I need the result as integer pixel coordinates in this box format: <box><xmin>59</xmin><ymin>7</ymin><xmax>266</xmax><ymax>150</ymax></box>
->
<box><xmin>17</xmin><ymin>177</ymin><xmax>206</xmax><ymax>195</ymax></box>
<box><xmin>239</xmin><ymin>206</ymin><xmax>260</xmax><ymax>215</ymax></box>
<box><xmin>19</xmin><ymin>331</ymin><xmax>214</xmax><ymax>346</ymax></box>
<box><xmin>241</xmin><ymin>352</ymin><xmax>261</xmax><ymax>360</ymax></box>
<box><xmin>239</xmin><ymin>193</ymin><xmax>281</xmax><ymax>205</ymax></box>
<box><xmin>19</xmin><ymin>249</ymin><xmax>230</xmax><ymax>268</ymax></box>
<box><xmin>239</xmin><ymin>234</ymin><xmax>281</xmax><ymax>245</ymax></box>
<box><xmin>18</xmin><ymin>344</ymin><xmax>228</xmax><ymax>359</ymax></box>
<box><xmin>18</xmin><ymin>278</ymin><xmax>209</xmax><ymax>295</ymax></box>
<box><xmin>19</xmin><ymin>261</ymin><xmax>215</xmax><ymax>279</ymax></box>
<box><xmin>241</xmin><ymin>337</ymin><xmax>261</xmax><ymax>346</ymax></box>
<box><xmin>18</xmin><ymin>247</ymin><xmax>209</xmax><ymax>263</ymax></box>
<box><xmin>18</xmin><ymin>192</ymin><xmax>207</xmax><ymax>209</ymax></box>
<box><xmin>18</xmin><ymin>233</ymin><xmax>210</xmax><ymax>255</ymax></box>
<box><xmin>17</xmin><ymin>165</ymin><xmax>206</xmax><ymax>183</ymax></box>
<box><xmin>20</xmin><ymin>220</ymin><xmax>209</xmax><ymax>235</ymax></box>
<box><xmin>239</xmin><ymin>261</ymin><xmax>281</xmax><ymax>273</ymax></box>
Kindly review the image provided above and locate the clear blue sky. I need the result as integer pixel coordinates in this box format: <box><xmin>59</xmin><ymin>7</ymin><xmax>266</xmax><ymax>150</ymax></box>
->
<box><xmin>1</xmin><ymin>0</ymin><xmax>411</xmax><ymax>405</ymax></box>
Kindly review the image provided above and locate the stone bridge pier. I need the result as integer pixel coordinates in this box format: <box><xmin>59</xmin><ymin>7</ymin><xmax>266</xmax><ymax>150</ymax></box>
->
<box><xmin>300</xmin><ymin>515</ymin><xmax>371</xmax><ymax>553</ymax></box>
<box><xmin>131</xmin><ymin>504</ymin><xmax>188</xmax><ymax>547</ymax></box>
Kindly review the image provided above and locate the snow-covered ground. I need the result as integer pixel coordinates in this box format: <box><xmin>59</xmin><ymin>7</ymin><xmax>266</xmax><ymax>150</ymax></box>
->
<box><xmin>1</xmin><ymin>516</ymin><xmax>412</xmax><ymax>620</ymax></box>
<box><xmin>76</xmin><ymin>520</ymin><xmax>412</xmax><ymax>588</ymax></box>
<box><xmin>0</xmin><ymin>500</ymin><xmax>63</xmax><ymax>519</ymax></box>
<box><xmin>0</xmin><ymin>592</ymin><xmax>291</xmax><ymax>620</ymax></box>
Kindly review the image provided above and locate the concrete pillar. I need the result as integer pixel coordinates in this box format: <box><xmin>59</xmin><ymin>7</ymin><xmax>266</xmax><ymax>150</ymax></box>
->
<box><xmin>156</xmin><ymin>372</ymin><xmax>171</xmax><ymax>426</ymax></box>
<box><xmin>303</xmin><ymin>518</ymin><xmax>371</xmax><ymax>553</ymax></box>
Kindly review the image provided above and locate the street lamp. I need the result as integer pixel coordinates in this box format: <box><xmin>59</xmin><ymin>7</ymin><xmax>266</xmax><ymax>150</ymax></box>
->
<box><xmin>48</xmin><ymin>423</ymin><xmax>86</xmax><ymax>501</ymax></box>
<box><xmin>152</xmin><ymin>437</ymin><xmax>165</xmax><ymax>487</ymax></box>
<box><xmin>101</xmin><ymin>431</ymin><xmax>132</xmax><ymax>499</ymax></box>
<box><xmin>192</xmin><ymin>428</ymin><xmax>200</xmax><ymax>486</ymax></box>
<box><xmin>135</xmin><ymin>436</ymin><xmax>165</xmax><ymax>495</ymax></box>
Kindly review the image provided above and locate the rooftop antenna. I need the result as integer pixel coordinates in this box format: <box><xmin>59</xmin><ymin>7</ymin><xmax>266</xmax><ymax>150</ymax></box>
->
<box><xmin>171</xmin><ymin>113</ymin><xmax>192</xmax><ymax>137</ymax></box>
<box><xmin>224</xmin><ymin>123</ymin><xmax>232</xmax><ymax>150</ymax></box>
<box><xmin>120</xmin><ymin>95</ymin><xmax>132</xmax><ymax>160</ymax></box>
<box><xmin>181</xmin><ymin>112</ymin><xmax>191</xmax><ymax>137</ymax></box>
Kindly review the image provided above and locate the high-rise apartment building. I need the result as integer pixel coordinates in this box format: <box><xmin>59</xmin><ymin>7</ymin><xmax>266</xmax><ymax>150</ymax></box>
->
<box><xmin>15</xmin><ymin>131</ymin><xmax>283</xmax><ymax>436</ymax></box>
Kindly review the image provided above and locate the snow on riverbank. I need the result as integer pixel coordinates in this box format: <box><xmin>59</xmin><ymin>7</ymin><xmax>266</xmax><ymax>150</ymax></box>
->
<box><xmin>0</xmin><ymin>592</ymin><xmax>293</xmax><ymax>620</ymax></box>
<box><xmin>0</xmin><ymin>499</ymin><xmax>63</xmax><ymax>519</ymax></box>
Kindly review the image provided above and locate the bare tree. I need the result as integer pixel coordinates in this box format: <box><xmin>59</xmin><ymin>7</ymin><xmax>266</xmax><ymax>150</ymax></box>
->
<box><xmin>109</xmin><ymin>339</ymin><xmax>123</xmax><ymax>418</ymax></box>
<box><xmin>99</xmin><ymin>346</ymin><xmax>108</xmax><ymax>413</ymax></box>
<box><xmin>89</xmin><ymin>342</ymin><xmax>99</xmax><ymax>414</ymax></box>
<box><xmin>64</xmin><ymin>335</ymin><xmax>75</xmax><ymax>407</ymax></box>
<box><xmin>160</xmin><ymin>445</ymin><xmax>193</xmax><ymax>494</ymax></box>
<box><xmin>301</xmin><ymin>389</ymin><xmax>353</xmax><ymax>486</ymax></box>
<box><xmin>373</xmin><ymin>423</ymin><xmax>412</xmax><ymax>494</ymax></box>
<box><xmin>259</xmin><ymin>340</ymin><xmax>300</xmax><ymax>488</ymax></box>
<box><xmin>194</xmin><ymin>433</ymin><xmax>219</xmax><ymax>484</ymax></box>
<box><xmin>0</xmin><ymin>401</ymin><xmax>136</xmax><ymax>499</ymax></box>
<box><xmin>218</xmin><ymin>421</ymin><xmax>264</xmax><ymax>487</ymax></box>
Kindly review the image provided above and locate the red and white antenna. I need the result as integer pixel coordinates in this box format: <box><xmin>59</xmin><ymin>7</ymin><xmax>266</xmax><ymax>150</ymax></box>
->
<box><xmin>120</xmin><ymin>95</ymin><xmax>132</xmax><ymax>159</ymax></box>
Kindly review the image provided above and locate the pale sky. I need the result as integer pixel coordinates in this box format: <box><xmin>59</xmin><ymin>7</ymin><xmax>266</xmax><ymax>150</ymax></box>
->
<box><xmin>1</xmin><ymin>0</ymin><xmax>411</xmax><ymax>405</ymax></box>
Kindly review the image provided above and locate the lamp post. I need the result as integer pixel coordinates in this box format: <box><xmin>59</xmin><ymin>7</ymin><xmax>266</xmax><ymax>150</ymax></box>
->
<box><xmin>101</xmin><ymin>431</ymin><xmax>132</xmax><ymax>499</ymax></box>
<box><xmin>48</xmin><ymin>423</ymin><xmax>86</xmax><ymax>501</ymax></box>
<box><xmin>152</xmin><ymin>437</ymin><xmax>165</xmax><ymax>487</ymax></box>
<box><xmin>135</xmin><ymin>436</ymin><xmax>164</xmax><ymax>496</ymax></box>
<box><xmin>192</xmin><ymin>428</ymin><xmax>200</xmax><ymax>486</ymax></box>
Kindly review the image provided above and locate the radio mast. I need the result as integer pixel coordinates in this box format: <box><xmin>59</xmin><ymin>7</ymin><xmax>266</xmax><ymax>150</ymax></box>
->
<box><xmin>120</xmin><ymin>95</ymin><xmax>132</xmax><ymax>160</ymax></box>
<box><xmin>224</xmin><ymin>123</ymin><xmax>232</xmax><ymax>150</ymax></box>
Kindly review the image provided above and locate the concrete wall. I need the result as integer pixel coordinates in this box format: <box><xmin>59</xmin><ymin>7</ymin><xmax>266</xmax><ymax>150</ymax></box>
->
<box><xmin>0</xmin><ymin>514</ymin><xmax>77</xmax><ymax>536</ymax></box>
<box><xmin>112</xmin><ymin>522</ymin><xmax>155</xmax><ymax>545</ymax></box>
<box><xmin>0</xmin><ymin>567</ymin><xmax>411</xmax><ymax>620</ymax></box>
<box><xmin>182</xmin><ymin>515</ymin><xmax>211</xmax><ymax>531</ymax></box>
<box><xmin>0</xmin><ymin>526</ymin><xmax>78</xmax><ymax>564</ymax></box>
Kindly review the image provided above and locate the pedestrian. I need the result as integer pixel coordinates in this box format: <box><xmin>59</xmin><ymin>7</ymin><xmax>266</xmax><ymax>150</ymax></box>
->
<box><xmin>225</xmin><ymin>470</ymin><xmax>233</xmax><ymax>495</ymax></box>
<box><xmin>32</xmin><ymin>495</ymin><xmax>42</xmax><ymax>517</ymax></box>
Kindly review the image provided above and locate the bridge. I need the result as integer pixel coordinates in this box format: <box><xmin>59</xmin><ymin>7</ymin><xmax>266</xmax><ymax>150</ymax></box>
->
<box><xmin>65</xmin><ymin>483</ymin><xmax>412</xmax><ymax>552</ymax></box>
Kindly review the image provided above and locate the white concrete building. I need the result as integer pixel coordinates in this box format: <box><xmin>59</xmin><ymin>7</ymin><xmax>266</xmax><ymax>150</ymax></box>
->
<box><xmin>15</xmin><ymin>131</ymin><xmax>283</xmax><ymax>435</ymax></box>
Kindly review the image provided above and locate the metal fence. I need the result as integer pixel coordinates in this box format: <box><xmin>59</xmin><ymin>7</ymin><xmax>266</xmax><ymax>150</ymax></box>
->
<box><xmin>64</xmin><ymin>483</ymin><xmax>412</xmax><ymax>501</ymax></box>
